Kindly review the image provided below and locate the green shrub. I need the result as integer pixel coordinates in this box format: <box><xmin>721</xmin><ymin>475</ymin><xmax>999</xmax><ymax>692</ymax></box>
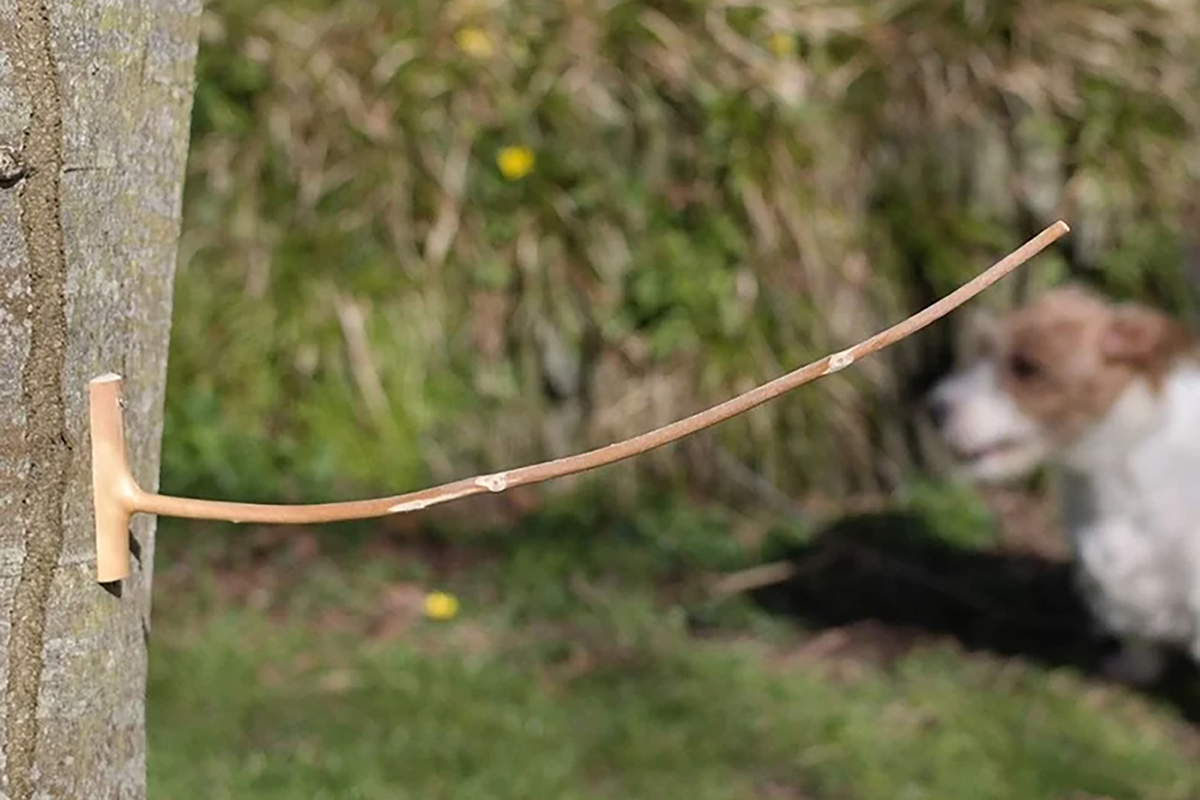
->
<box><xmin>164</xmin><ymin>0</ymin><xmax>1200</xmax><ymax>512</ymax></box>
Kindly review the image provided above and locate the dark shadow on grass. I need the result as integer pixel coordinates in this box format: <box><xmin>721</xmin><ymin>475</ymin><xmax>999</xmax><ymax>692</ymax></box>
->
<box><xmin>745</xmin><ymin>510</ymin><xmax>1200</xmax><ymax>725</ymax></box>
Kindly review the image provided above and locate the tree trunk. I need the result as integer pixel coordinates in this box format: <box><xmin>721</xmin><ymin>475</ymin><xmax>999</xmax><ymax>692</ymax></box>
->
<box><xmin>0</xmin><ymin>0</ymin><xmax>200</xmax><ymax>797</ymax></box>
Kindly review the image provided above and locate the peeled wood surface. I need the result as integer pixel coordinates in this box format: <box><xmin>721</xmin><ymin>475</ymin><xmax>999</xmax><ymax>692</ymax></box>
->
<box><xmin>0</xmin><ymin>0</ymin><xmax>200</xmax><ymax>797</ymax></box>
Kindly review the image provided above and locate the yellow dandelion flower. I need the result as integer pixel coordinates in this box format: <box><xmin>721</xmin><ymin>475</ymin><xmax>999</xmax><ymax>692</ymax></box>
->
<box><xmin>496</xmin><ymin>145</ymin><xmax>535</xmax><ymax>181</ymax></box>
<box><xmin>423</xmin><ymin>591</ymin><xmax>460</xmax><ymax>621</ymax></box>
<box><xmin>455</xmin><ymin>27</ymin><xmax>494</xmax><ymax>59</ymax></box>
<box><xmin>768</xmin><ymin>32</ymin><xmax>795</xmax><ymax>57</ymax></box>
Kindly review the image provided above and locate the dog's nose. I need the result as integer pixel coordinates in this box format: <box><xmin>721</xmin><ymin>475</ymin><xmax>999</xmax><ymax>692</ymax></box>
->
<box><xmin>926</xmin><ymin>395</ymin><xmax>950</xmax><ymax>429</ymax></box>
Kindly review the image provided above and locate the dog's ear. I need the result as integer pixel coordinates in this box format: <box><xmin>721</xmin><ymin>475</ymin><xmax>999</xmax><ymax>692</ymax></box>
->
<box><xmin>1102</xmin><ymin>304</ymin><xmax>1191</xmax><ymax>371</ymax></box>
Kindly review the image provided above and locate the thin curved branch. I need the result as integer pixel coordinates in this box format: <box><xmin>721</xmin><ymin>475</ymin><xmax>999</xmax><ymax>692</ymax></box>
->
<box><xmin>91</xmin><ymin>220</ymin><xmax>1069</xmax><ymax>582</ymax></box>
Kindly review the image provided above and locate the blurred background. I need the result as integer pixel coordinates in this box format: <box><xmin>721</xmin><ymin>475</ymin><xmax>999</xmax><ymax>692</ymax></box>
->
<box><xmin>149</xmin><ymin>1</ymin><xmax>1200</xmax><ymax>797</ymax></box>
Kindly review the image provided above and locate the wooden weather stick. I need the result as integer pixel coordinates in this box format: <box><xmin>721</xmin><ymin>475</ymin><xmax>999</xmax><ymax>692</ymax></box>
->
<box><xmin>90</xmin><ymin>221</ymin><xmax>1070</xmax><ymax>583</ymax></box>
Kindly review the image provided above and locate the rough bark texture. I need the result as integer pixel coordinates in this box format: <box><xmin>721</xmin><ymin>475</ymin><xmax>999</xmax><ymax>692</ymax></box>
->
<box><xmin>0</xmin><ymin>0</ymin><xmax>201</xmax><ymax>797</ymax></box>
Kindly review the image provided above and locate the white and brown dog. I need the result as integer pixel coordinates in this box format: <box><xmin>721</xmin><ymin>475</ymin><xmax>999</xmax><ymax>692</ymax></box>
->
<box><xmin>927</xmin><ymin>284</ymin><xmax>1200</xmax><ymax>685</ymax></box>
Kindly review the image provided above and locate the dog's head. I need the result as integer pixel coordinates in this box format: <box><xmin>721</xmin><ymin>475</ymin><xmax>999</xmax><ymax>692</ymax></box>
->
<box><xmin>926</xmin><ymin>284</ymin><xmax>1193</xmax><ymax>483</ymax></box>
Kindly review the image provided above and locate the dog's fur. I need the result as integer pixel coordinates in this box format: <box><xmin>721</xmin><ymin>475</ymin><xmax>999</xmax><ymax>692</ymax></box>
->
<box><xmin>927</xmin><ymin>284</ymin><xmax>1200</xmax><ymax>685</ymax></box>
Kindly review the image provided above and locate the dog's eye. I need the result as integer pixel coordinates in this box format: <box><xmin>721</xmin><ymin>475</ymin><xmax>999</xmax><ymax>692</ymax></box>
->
<box><xmin>1008</xmin><ymin>353</ymin><xmax>1040</xmax><ymax>380</ymax></box>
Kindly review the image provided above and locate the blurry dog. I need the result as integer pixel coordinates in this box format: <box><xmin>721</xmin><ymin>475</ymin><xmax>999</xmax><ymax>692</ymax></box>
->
<box><xmin>926</xmin><ymin>285</ymin><xmax>1200</xmax><ymax>685</ymax></box>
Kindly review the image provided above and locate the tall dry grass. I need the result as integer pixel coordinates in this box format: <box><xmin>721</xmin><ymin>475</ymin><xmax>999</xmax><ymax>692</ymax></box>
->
<box><xmin>165</xmin><ymin>0</ymin><xmax>1200</xmax><ymax>515</ymax></box>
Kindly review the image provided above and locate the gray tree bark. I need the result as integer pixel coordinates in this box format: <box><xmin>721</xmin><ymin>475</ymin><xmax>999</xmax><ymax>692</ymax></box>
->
<box><xmin>0</xmin><ymin>0</ymin><xmax>201</xmax><ymax>797</ymax></box>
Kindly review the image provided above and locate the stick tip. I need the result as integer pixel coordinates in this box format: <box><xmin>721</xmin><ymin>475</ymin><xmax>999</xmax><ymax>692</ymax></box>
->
<box><xmin>91</xmin><ymin>372</ymin><xmax>123</xmax><ymax>385</ymax></box>
<box><xmin>1052</xmin><ymin>219</ymin><xmax>1070</xmax><ymax>234</ymax></box>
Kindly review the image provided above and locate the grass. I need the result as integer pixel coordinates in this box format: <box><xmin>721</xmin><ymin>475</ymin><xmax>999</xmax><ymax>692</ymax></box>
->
<box><xmin>147</xmin><ymin>482</ymin><xmax>1200</xmax><ymax>800</ymax></box>
<box><xmin>151</xmin><ymin>1</ymin><xmax>1200</xmax><ymax>796</ymax></box>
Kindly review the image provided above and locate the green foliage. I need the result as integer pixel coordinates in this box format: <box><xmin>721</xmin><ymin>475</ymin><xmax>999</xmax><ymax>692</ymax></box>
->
<box><xmin>154</xmin><ymin>7</ymin><xmax>1200</xmax><ymax>794</ymax></box>
<box><xmin>166</xmin><ymin>0</ymin><xmax>1200</xmax><ymax>507</ymax></box>
<box><xmin>149</xmin><ymin>493</ymin><xmax>1200</xmax><ymax>800</ymax></box>
<box><xmin>895</xmin><ymin>475</ymin><xmax>999</xmax><ymax>551</ymax></box>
